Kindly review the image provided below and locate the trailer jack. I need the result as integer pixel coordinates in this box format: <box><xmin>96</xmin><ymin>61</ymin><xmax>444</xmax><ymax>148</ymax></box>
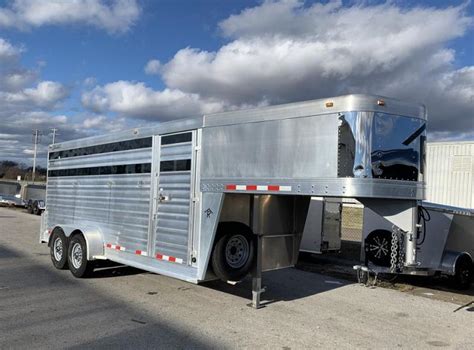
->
<box><xmin>250</xmin><ymin>234</ymin><xmax>266</xmax><ymax>309</ymax></box>
<box><xmin>353</xmin><ymin>265</ymin><xmax>379</xmax><ymax>287</ymax></box>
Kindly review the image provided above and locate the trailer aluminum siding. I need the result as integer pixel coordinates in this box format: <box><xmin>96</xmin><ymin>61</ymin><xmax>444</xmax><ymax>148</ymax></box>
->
<box><xmin>43</xmin><ymin>94</ymin><xmax>427</xmax><ymax>283</ymax></box>
<box><xmin>426</xmin><ymin>141</ymin><xmax>474</xmax><ymax>209</ymax></box>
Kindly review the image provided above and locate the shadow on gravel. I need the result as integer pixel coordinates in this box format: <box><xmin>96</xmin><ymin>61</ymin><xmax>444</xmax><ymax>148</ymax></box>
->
<box><xmin>297</xmin><ymin>244</ymin><xmax>474</xmax><ymax>298</ymax></box>
<box><xmin>0</xmin><ymin>245</ymin><xmax>21</xmax><ymax>259</ymax></box>
<box><xmin>91</xmin><ymin>260</ymin><xmax>146</xmax><ymax>279</ymax></box>
<box><xmin>204</xmin><ymin>267</ymin><xmax>349</xmax><ymax>306</ymax></box>
<box><xmin>0</xmin><ymin>244</ymin><xmax>217</xmax><ymax>349</ymax></box>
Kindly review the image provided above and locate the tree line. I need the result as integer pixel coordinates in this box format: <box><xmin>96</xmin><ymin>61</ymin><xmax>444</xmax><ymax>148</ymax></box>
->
<box><xmin>0</xmin><ymin>161</ymin><xmax>47</xmax><ymax>181</ymax></box>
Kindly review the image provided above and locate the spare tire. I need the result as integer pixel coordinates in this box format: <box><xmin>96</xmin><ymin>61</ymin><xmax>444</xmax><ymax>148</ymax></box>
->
<box><xmin>211</xmin><ymin>223</ymin><xmax>255</xmax><ymax>282</ymax></box>
<box><xmin>365</xmin><ymin>229</ymin><xmax>392</xmax><ymax>267</ymax></box>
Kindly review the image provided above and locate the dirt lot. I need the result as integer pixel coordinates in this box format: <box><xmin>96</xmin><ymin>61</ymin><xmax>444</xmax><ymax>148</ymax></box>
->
<box><xmin>0</xmin><ymin>207</ymin><xmax>473</xmax><ymax>349</ymax></box>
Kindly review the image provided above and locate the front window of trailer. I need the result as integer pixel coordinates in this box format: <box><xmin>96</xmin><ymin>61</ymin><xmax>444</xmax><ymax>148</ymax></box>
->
<box><xmin>338</xmin><ymin>111</ymin><xmax>426</xmax><ymax>181</ymax></box>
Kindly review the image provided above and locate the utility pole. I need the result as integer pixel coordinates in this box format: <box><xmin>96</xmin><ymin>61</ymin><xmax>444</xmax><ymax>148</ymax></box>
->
<box><xmin>50</xmin><ymin>128</ymin><xmax>58</xmax><ymax>144</ymax></box>
<box><xmin>32</xmin><ymin>129</ymin><xmax>41</xmax><ymax>182</ymax></box>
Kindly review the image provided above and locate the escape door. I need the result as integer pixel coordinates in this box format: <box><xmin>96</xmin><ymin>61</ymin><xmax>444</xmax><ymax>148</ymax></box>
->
<box><xmin>151</xmin><ymin>131</ymin><xmax>197</xmax><ymax>265</ymax></box>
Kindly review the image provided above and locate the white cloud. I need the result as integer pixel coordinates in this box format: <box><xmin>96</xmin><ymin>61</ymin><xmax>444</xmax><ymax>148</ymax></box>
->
<box><xmin>82</xmin><ymin>80</ymin><xmax>225</xmax><ymax>120</ymax></box>
<box><xmin>83</xmin><ymin>76</ymin><xmax>97</xmax><ymax>87</ymax></box>
<box><xmin>83</xmin><ymin>115</ymin><xmax>107</xmax><ymax>128</ymax></box>
<box><xmin>158</xmin><ymin>0</ymin><xmax>473</xmax><ymax>135</ymax></box>
<box><xmin>1</xmin><ymin>81</ymin><xmax>68</xmax><ymax>109</ymax></box>
<box><xmin>0</xmin><ymin>0</ymin><xmax>141</xmax><ymax>34</ymax></box>
<box><xmin>144</xmin><ymin>59</ymin><xmax>162</xmax><ymax>75</ymax></box>
<box><xmin>0</xmin><ymin>38</ymin><xmax>22</xmax><ymax>62</ymax></box>
<box><xmin>0</xmin><ymin>37</ymin><xmax>75</xmax><ymax>165</ymax></box>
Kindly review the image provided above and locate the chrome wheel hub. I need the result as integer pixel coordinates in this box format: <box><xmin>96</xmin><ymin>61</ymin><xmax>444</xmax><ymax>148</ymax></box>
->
<box><xmin>53</xmin><ymin>237</ymin><xmax>63</xmax><ymax>261</ymax></box>
<box><xmin>71</xmin><ymin>242</ymin><xmax>83</xmax><ymax>269</ymax></box>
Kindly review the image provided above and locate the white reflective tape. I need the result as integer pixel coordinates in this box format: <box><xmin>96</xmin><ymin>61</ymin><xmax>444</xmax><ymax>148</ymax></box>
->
<box><xmin>256</xmin><ymin>185</ymin><xmax>267</xmax><ymax>191</ymax></box>
<box><xmin>280</xmin><ymin>186</ymin><xmax>292</xmax><ymax>191</ymax></box>
<box><xmin>236</xmin><ymin>185</ymin><xmax>246</xmax><ymax>191</ymax></box>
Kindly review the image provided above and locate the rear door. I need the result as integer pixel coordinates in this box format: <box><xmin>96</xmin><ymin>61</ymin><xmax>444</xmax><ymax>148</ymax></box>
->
<box><xmin>151</xmin><ymin>131</ymin><xmax>196</xmax><ymax>265</ymax></box>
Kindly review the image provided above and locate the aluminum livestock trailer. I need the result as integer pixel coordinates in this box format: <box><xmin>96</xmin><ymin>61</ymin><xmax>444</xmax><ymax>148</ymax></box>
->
<box><xmin>40</xmin><ymin>94</ymin><xmax>427</xmax><ymax>307</ymax></box>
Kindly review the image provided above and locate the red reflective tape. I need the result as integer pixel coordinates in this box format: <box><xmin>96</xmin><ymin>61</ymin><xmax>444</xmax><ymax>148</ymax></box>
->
<box><xmin>169</xmin><ymin>256</ymin><xmax>176</xmax><ymax>262</ymax></box>
<box><xmin>268</xmin><ymin>185</ymin><xmax>280</xmax><ymax>191</ymax></box>
<box><xmin>115</xmin><ymin>245</ymin><xmax>121</xmax><ymax>250</ymax></box>
<box><xmin>156</xmin><ymin>254</ymin><xmax>163</xmax><ymax>259</ymax></box>
<box><xmin>106</xmin><ymin>243</ymin><xmax>112</xmax><ymax>248</ymax></box>
<box><xmin>226</xmin><ymin>184</ymin><xmax>237</xmax><ymax>190</ymax></box>
<box><xmin>246</xmin><ymin>185</ymin><xmax>257</xmax><ymax>191</ymax></box>
<box><xmin>135</xmin><ymin>250</ymin><xmax>142</xmax><ymax>255</ymax></box>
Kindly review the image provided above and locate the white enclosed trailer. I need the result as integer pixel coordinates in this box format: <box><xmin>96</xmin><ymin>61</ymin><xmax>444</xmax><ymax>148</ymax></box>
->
<box><xmin>362</xmin><ymin>202</ymin><xmax>473</xmax><ymax>288</ymax></box>
<box><xmin>40</xmin><ymin>94</ymin><xmax>427</xmax><ymax>307</ymax></box>
<box><xmin>425</xmin><ymin>141</ymin><xmax>473</xmax><ymax>208</ymax></box>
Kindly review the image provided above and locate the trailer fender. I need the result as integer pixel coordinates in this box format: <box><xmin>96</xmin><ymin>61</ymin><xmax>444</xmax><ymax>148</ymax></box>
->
<box><xmin>48</xmin><ymin>225</ymin><xmax>105</xmax><ymax>261</ymax></box>
<box><xmin>197</xmin><ymin>192</ymin><xmax>225</xmax><ymax>281</ymax></box>
<box><xmin>439</xmin><ymin>250</ymin><xmax>472</xmax><ymax>275</ymax></box>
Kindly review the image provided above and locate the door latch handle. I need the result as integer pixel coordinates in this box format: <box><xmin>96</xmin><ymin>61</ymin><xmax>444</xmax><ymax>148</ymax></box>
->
<box><xmin>159</xmin><ymin>194</ymin><xmax>170</xmax><ymax>202</ymax></box>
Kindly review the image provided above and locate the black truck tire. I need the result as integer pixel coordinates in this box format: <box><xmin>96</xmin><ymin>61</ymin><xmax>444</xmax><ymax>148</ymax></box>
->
<box><xmin>453</xmin><ymin>255</ymin><xmax>473</xmax><ymax>290</ymax></box>
<box><xmin>211</xmin><ymin>223</ymin><xmax>255</xmax><ymax>282</ymax></box>
<box><xmin>50</xmin><ymin>231</ymin><xmax>68</xmax><ymax>270</ymax></box>
<box><xmin>68</xmin><ymin>234</ymin><xmax>94</xmax><ymax>278</ymax></box>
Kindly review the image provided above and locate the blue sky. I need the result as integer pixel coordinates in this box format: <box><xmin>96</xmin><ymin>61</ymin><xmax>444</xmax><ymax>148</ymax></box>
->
<box><xmin>0</xmin><ymin>0</ymin><xmax>473</xmax><ymax>164</ymax></box>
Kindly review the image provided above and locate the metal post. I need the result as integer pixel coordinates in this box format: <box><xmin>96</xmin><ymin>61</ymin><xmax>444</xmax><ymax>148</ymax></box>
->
<box><xmin>251</xmin><ymin>233</ymin><xmax>265</xmax><ymax>309</ymax></box>
<box><xmin>32</xmin><ymin>129</ymin><xmax>40</xmax><ymax>183</ymax></box>
<box><xmin>249</xmin><ymin>194</ymin><xmax>265</xmax><ymax>309</ymax></box>
<box><xmin>404</xmin><ymin>203</ymin><xmax>418</xmax><ymax>267</ymax></box>
<box><xmin>51</xmin><ymin>128</ymin><xmax>58</xmax><ymax>144</ymax></box>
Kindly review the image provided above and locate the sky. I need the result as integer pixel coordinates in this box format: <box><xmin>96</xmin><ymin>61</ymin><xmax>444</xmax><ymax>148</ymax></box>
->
<box><xmin>0</xmin><ymin>0</ymin><xmax>473</xmax><ymax>166</ymax></box>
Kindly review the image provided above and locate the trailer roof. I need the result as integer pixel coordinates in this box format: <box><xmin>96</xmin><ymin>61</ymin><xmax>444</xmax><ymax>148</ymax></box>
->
<box><xmin>50</xmin><ymin>94</ymin><xmax>426</xmax><ymax>152</ymax></box>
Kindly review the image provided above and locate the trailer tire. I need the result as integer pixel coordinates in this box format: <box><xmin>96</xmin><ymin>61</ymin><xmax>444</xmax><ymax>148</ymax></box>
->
<box><xmin>27</xmin><ymin>201</ymin><xmax>33</xmax><ymax>214</ymax></box>
<box><xmin>50</xmin><ymin>231</ymin><xmax>68</xmax><ymax>270</ymax></box>
<box><xmin>453</xmin><ymin>255</ymin><xmax>473</xmax><ymax>290</ymax></box>
<box><xmin>33</xmin><ymin>201</ymin><xmax>40</xmax><ymax>215</ymax></box>
<box><xmin>211</xmin><ymin>223</ymin><xmax>255</xmax><ymax>282</ymax></box>
<box><xmin>365</xmin><ymin>229</ymin><xmax>392</xmax><ymax>267</ymax></box>
<box><xmin>68</xmin><ymin>234</ymin><xmax>94</xmax><ymax>278</ymax></box>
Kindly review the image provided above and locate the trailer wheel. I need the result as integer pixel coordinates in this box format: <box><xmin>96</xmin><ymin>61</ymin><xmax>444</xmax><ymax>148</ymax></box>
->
<box><xmin>211</xmin><ymin>223</ymin><xmax>255</xmax><ymax>282</ymax></box>
<box><xmin>365</xmin><ymin>229</ymin><xmax>392</xmax><ymax>267</ymax></box>
<box><xmin>50</xmin><ymin>231</ymin><xmax>68</xmax><ymax>270</ymax></box>
<box><xmin>33</xmin><ymin>201</ymin><xmax>40</xmax><ymax>215</ymax></box>
<box><xmin>68</xmin><ymin>234</ymin><xmax>94</xmax><ymax>278</ymax></box>
<box><xmin>453</xmin><ymin>255</ymin><xmax>473</xmax><ymax>290</ymax></box>
<box><xmin>27</xmin><ymin>201</ymin><xmax>33</xmax><ymax>214</ymax></box>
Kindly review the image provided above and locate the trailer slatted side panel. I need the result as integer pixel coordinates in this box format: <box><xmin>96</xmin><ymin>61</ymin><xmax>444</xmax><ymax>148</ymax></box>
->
<box><xmin>47</xmin><ymin>145</ymin><xmax>153</xmax><ymax>254</ymax></box>
<box><xmin>154</xmin><ymin>138</ymin><xmax>194</xmax><ymax>264</ymax></box>
<box><xmin>426</xmin><ymin>142</ymin><xmax>473</xmax><ymax>208</ymax></box>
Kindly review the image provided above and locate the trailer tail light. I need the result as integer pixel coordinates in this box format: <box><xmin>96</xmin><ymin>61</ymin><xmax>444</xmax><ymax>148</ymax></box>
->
<box><xmin>377</xmin><ymin>99</ymin><xmax>385</xmax><ymax>106</ymax></box>
<box><xmin>325</xmin><ymin>101</ymin><xmax>334</xmax><ymax>108</ymax></box>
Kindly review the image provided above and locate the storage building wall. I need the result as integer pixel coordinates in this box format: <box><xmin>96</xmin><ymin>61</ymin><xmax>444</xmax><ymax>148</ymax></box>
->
<box><xmin>425</xmin><ymin>141</ymin><xmax>473</xmax><ymax>208</ymax></box>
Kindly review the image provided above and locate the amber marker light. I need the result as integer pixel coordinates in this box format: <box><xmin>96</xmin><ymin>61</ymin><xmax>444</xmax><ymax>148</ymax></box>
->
<box><xmin>325</xmin><ymin>101</ymin><xmax>334</xmax><ymax>107</ymax></box>
<box><xmin>377</xmin><ymin>99</ymin><xmax>385</xmax><ymax>106</ymax></box>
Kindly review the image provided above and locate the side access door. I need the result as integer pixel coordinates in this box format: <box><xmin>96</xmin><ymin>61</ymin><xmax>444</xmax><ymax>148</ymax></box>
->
<box><xmin>150</xmin><ymin>131</ymin><xmax>198</xmax><ymax>265</ymax></box>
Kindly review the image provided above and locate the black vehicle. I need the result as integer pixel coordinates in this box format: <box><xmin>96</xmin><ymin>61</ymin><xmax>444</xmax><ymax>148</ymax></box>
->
<box><xmin>27</xmin><ymin>199</ymin><xmax>45</xmax><ymax>215</ymax></box>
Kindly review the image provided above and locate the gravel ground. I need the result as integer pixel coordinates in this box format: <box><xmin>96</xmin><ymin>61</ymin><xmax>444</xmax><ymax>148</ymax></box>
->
<box><xmin>0</xmin><ymin>207</ymin><xmax>473</xmax><ymax>349</ymax></box>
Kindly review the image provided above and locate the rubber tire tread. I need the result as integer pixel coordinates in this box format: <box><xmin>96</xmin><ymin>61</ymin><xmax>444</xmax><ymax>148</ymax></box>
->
<box><xmin>68</xmin><ymin>234</ymin><xmax>94</xmax><ymax>278</ymax></box>
<box><xmin>454</xmin><ymin>255</ymin><xmax>473</xmax><ymax>290</ymax></box>
<box><xmin>50</xmin><ymin>231</ymin><xmax>68</xmax><ymax>270</ymax></box>
<box><xmin>211</xmin><ymin>223</ymin><xmax>255</xmax><ymax>282</ymax></box>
